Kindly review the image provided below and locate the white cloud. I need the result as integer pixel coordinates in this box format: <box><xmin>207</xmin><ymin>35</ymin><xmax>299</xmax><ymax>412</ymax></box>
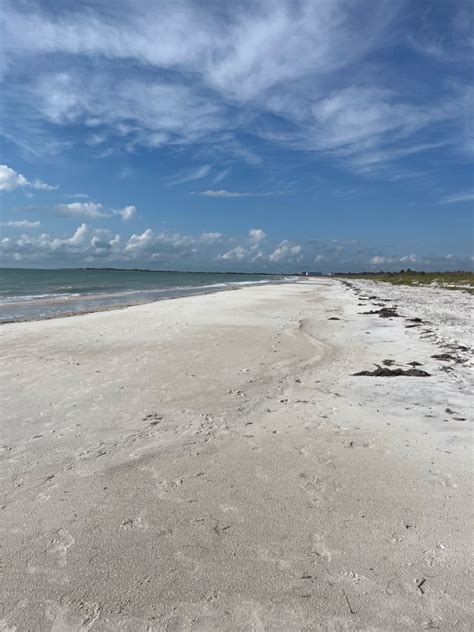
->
<box><xmin>217</xmin><ymin>228</ymin><xmax>267</xmax><ymax>262</ymax></box>
<box><xmin>269</xmin><ymin>240</ymin><xmax>302</xmax><ymax>262</ymax></box>
<box><xmin>369</xmin><ymin>255</ymin><xmax>386</xmax><ymax>265</ymax></box>
<box><xmin>0</xmin><ymin>165</ymin><xmax>28</xmax><ymax>191</ymax></box>
<box><xmin>2</xmin><ymin>2</ymin><xmax>471</xmax><ymax>172</ymax></box>
<box><xmin>30</xmin><ymin>179</ymin><xmax>58</xmax><ymax>191</ymax></box>
<box><xmin>216</xmin><ymin>246</ymin><xmax>249</xmax><ymax>262</ymax></box>
<box><xmin>200</xmin><ymin>232</ymin><xmax>224</xmax><ymax>242</ymax></box>
<box><xmin>399</xmin><ymin>254</ymin><xmax>418</xmax><ymax>263</ymax></box>
<box><xmin>1</xmin><ymin>221</ymin><xmax>470</xmax><ymax>270</ymax></box>
<box><xmin>170</xmin><ymin>165</ymin><xmax>212</xmax><ymax>186</ymax></box>
<box><xmin>56</xmin><ymin>202</ymin><xmax>109</xmax><ymax>219</ymax></box>
<box><xmin>196</xmin><ymin>190</ymin><xmax>277</xmax><ymax>198</ymax></box>
<box><xmin>118</xmin><ymin>205</ymin><xmax>137</xmax><ymax>221</ymax></box>
<box><xmin>249</xmin><ymin>228</ymin><xmax>266</xmax><ymax>243</ymax></box>
<box><xmin>212</xmin><ymin>168</ymin><xmax>231</xmax><ymax>185</ymax></box>
<box><xmin>0</xmin><ymin>220</ymin><xmax>40</xmax><ymax>228</ymax></box>
<box><xmin>56</xmin><ymin>201</ymin><xmax>138</xmax><ymax>221</ymax></box>
<box><xmin>439</xmin><ymin>191</ymin><xmax>474</xmax><ymax>205</ymax></box>
<box><xmin>0</xmin><ymin>164</ymin><xmax>57</xmax><ymax>192</ymax></box>
<box><xmin>197</xmin><ymin>190</ymin><xmax>249</xmax><ymax>198</ymax></box>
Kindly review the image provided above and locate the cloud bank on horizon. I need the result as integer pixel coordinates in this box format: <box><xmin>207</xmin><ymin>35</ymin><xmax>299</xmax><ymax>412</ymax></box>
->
<box><xmin>0</xmin><ymin>0</ymin><xmax>472</xmax><ymax>271</ymax></box>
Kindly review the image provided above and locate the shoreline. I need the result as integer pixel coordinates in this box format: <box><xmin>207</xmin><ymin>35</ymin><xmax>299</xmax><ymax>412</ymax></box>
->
<box><xmin>1</xmin><ymin>279</ymin><xmax>472</xmax><ymax>630</ymax></box>
<box><xmin>0</xmin><ymin>285</ymin><xmax>241</xmax><ymax>325</ymax></box>
<box><xmin>0</xmin><ymin>277</ymin><xmax>298</xmax><ymax>325</ymax></box>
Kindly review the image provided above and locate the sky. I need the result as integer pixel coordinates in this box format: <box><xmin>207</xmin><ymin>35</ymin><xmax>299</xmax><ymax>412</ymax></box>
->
<box><xmin>0</xmin><ymin>0</ymin><xmax>473</xmax><ymax>272</ymax></box>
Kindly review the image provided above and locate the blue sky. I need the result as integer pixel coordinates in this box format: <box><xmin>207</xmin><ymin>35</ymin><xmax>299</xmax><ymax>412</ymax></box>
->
<box><xmin>0</xmin><ymin>0</ymin><xmax>473</xmax><ymax>272</ymax></box>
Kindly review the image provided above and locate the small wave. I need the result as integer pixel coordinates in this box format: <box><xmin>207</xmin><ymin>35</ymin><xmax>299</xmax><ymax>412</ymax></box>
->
<box><xmin>0</xmin><ymin>292</ymin><xmax>82</xmax><ymax>304</ymax></box>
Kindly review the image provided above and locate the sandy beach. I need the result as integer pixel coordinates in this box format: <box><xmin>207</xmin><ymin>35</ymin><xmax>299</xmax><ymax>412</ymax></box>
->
<box><xmin>0</xmin><ymin>279</ymin><xmax>472</xmax><ymax>631</ymax></box>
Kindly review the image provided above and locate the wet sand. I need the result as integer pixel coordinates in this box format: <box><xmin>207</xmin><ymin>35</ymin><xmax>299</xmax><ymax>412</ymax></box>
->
<box><xmin>0</xmin><ymin>279</ymin><xmax>472</xmax><ymax>631</ymax></box>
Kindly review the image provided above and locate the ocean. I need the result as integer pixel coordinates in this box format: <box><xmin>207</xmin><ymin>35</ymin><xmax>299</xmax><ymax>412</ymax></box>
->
<box><xmin>0</xmin><ymin>268</ymin><xmax>293</xmax><ymax>323</ymax></box>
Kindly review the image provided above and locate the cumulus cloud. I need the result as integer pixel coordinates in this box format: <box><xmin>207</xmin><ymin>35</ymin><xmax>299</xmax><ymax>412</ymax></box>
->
<box><xmin>0</xmin><ymin>222</ymin><xmax>470</xmax><ymax>271</ymax></box>
<box><xmin>0</xmin><ymin>219</ymin><xmax>40</xmax><ymax>228</ymax></box>
<box><xmin>0</xmin><ymin>165</ymin><xmax>28</xmax><ymax>191</ymax></box>
<box><xmin>399</xmin><ymin>254</ymin><xmax>418</xmax><ymax>263</ymax></box>
<box><xmin>56</xmin><ymin>201</ymin><xmax>137</xmax><ymax>221</ymax></box>
<box><xmin>217</xmin><ymin>227</ymin><xmax>268</xmax><ymax>262</ymax></box>
<box><xmin>200</xmin><ymin>232</ymin><xmax>224</xmax><ymax>242</ymax></box>
<box><xmin>369</xmin><ymin>256</ymin><xmax>386</xmax><ymax>265</ymax></box>
<box><xmin>249</xmin><ymin>228</ymin><xmax>266</xmax><ymax>243</ymax></box>
<box><xmin>56</xmin><ymin>202</ymin><xmax>109</xmax><ymax>219</ymax></box>
<box><xmin>370</xmin><ymin>253</ymin><xmax>420</xmax><ymax>266</ymax></box>
<box><xmin>0</xmin><ymin>164</ymin><xmax>57</xmax><ymax>192</ymax></box>
<box><xmin>118</xmin><ymin>205</ymin><xmax>137</xmax><ymax>221</ymax></box>
<box><xmin>269</xmin><ymin>240</ymin><xmax>302</xmax><ymax>263</ymax></box>
<box><xmin>216</xmin><ymin>246</ymin><xmax>250</xmax><ymax>262</ymax></box>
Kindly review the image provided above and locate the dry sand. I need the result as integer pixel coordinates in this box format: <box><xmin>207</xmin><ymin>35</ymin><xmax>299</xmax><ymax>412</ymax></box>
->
<box><xmin>0</xmin><ymin>279</ymin><xmax>472</xmax><ymax>631</ymax></box>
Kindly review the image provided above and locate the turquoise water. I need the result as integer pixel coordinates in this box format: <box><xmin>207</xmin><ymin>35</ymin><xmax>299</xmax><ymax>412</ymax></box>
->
<box><xmin>0</xmin><ymin>268</ymin><xmax>291</xmax><ymax>322</ymax></box>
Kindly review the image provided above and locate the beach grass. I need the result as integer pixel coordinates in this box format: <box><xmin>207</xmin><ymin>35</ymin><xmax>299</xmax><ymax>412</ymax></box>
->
<box><xmin>335</xmin><ymin>270</ymin><xmax>474</xmax><ymax>292</ymax></box>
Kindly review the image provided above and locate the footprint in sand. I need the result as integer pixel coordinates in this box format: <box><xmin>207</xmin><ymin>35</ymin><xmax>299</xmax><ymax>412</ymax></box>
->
<box><xmin>47</xmin><ymin>528</ymin><xmax>75</xmax><ymax>568</ymax></box>
<box><xmin>429</xmin><ymin>471</ymin><xmax>457</xmax><ymax>488</ymax></box>
<box><xmin>27</xmin><ymin>528</ymin><xmax>75</xmax><ymax>581</ymax></box>
<box><xmin>299</xmin><ymin>473</ymin><xmax>327</xmax><ymax>507</ymax></box>
<box><xmin>121</xmin><ymin>516</ymin><xmax>149</xmax><ymax>530</ymax></box>
<box><xmin>309</xmin><ymin>533</ymin><xmax>334</xmax><ymax>567</ymax></box>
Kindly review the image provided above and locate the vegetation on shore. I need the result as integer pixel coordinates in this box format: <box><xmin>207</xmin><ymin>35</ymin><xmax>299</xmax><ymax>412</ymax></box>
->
<box><xmin>334</xmin><ymin>270</ymin><xmax>474</xmax><ymax>292</ymax></box>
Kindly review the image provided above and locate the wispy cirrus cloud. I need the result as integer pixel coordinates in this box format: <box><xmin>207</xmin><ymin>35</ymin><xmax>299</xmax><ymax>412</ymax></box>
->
<box><xmin>212</xmin><ymin>168</ymin><xmax>231</xmax><ymax>185</ymax></box>
<box><xmin>439</xmin><ymin>191</ymin><xmax>474</xmax><ymax>205</ymax></box>
<box><xmin>1</xmin><ymin>1</ymin><xmax>472</xmax><ymax>174</ymax></box>
<box><xmin>195</xmin><ymin>189</ymin><xmax>279</xmax><ymax>198</ymax></box>
<box><xmin>169</xmin><ymin>165</ymin><xmax>212</xmax><ymax>186</ymax></box>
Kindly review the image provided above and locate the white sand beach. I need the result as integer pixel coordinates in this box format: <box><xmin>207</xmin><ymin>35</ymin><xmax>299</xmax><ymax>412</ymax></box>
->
<box><xmin>0</xmin><ymin>279</ymin><xmax>472</xmax><ymax>631</ymax></box>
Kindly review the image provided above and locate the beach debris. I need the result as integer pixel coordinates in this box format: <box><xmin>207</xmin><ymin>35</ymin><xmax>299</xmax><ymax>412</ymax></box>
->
<box><xmin>361</xmin><ymin>307</ymin><xmax>401</xmax><ymax>318</ymax></box>
<box><xmin>431</xmin><ymin>353</ymin><xmax>457</xmax><ymax>362</ymax></box>
<box><xmin>143</xmin><ymin>412</ymin><xmax>163</xmax><ymax>425</ymax></box>
<box><xmin>328</xmin><ymin>317</ymin><xmax>341</xmax><ymax>320</ymax></box>
<box><xmin>213</xmin><ymin>521</ymin><xmax>231</xmax><ymax>536</ymax></box>
<box><xmin>407</xmin><ymin>317</ymin><xmax>423</xmax><ymax>323</ymax></box>
<box><xmin>342</xmin><ymin>590</ymin><xmax>356</xmax><ymax>614</ymax></box>
<box><xmin>353</xmin><ymin>364</ymin><xmax>431</xmax><ymax>377</ymax></box>
<box><xmin>416</xmin><ymin>578</ymin><xmax>426</xmax><ymax>594</ymax></box>
<box><xmin>408</xmin><ymin>361</ymin><xmax>423</xmax><ymax>367</ymax></box>
<box><xmin>382</xmin><ymin>359</ymin><xmax>395</xmax><ymax>366</ymax></box>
